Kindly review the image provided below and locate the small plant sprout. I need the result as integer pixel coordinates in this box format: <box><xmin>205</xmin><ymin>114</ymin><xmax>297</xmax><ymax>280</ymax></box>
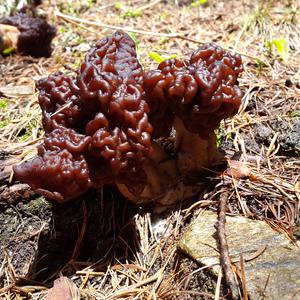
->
<box><xmin>114</xmin><ymin>2</ymin><xmax>141</xmax><ymax>19</ymax></box>
<box><xmin>122</xmin><ymin>10</ymin><xmax>141</xmax><ymax>18</ymax></box>
<box><xmin>148</xmin><ymin>51</ymin><xmax>177</xmax><ymax>63</ymax></box>
<box><xmin>0</xmin><ymin>119</ymin><xmax>10</xmax><ymax>128</ymax></box>
<box><xmin>0</xmin><ymin>99</ymin><xmax>8</xmax><ymax>109</ymax></box>
<box><xmin>265</xmin><ymin>38</ymin><xmax>289</xmax><ymax>62</ymax></box>
<box><xmin>254</xmin><ymin>58</ymin><xmax>268</xmax><ymax>75</ymax></box>
<box><xmin>127</xmin><ymin>32</ymin><xmax>139</xmax><ymax>46</ymax></box>
<box><xmin>86</xmin><ymin>0</ymin><xmax>95</xmax><ymax>8</ymax></box>
<box><xmin>114</xmin><ymin>2</ymin><xmax>124</xmax><ymax>10</ymax></box>
<box><xmin>290</xmin><ymin>110</ymin><xmax>300</xmax><ymax>117</ymax></box>
<box><xmin>2</xmin><ymin>47</ymin><xmax>15</xmax><ymax>55</ymax></box>
<box><xmin>59</xmin><ymin>26</ymin><xmax>66</xmax><ymax>33</ymax></box>
<box><xmin>191</xmin><ymin>0</ymin><xmax>208</xmax><ymax>8</ymax></box>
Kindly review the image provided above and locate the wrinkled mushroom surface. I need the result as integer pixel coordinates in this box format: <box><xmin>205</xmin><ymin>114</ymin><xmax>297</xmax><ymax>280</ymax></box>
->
<box><xmin>144</xmin><ymin>43</ymin><xmax>243</xmax><ymax>138</ymax></box>
<box><xmin>13</xmin><ymin>32</ymin><xmax>243</xmax><ymax>205</ymax></box>
<box><xmin>14</xmin><ymin>31</ymin><xmax>154</xmax><ymax>202</ymax></box>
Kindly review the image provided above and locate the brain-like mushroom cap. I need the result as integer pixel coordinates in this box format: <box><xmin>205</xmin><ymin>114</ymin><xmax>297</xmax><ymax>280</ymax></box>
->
<box><xmin>77</xmin><ymin>31</ymin><xmax>153</xmax><ymax>180</ymax></box>
<box><xmin>14</xmin><ymin>31</ymin><xmax>153</xmax><ymax>201</ymax></box>
<box><xmin>13</xmin><ymin>148</ymin><xmax>91</xmax><ymax>202</ymax></box>
<box><xmin>37</xmin><ymin>73</ymin><xmax>85</xmax><ymax>132</ymax></box>
<box><xmin>144</xmin><ymin>43</ymin><xmax>243</xmax><ymax>137</ymax></box>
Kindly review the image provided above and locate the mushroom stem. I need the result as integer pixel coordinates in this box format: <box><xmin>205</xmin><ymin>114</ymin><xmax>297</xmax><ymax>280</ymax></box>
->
<box><xmin>0</xmin><ymin>24</ymin><xmax>20</xmax><ymax>53</ymax></box>
<box><xmin>116</xmin><ymin>141</ymin><xmax>199</xmax><ymax>206</ymax></box>
<box><xmin>116</xmin><ymin>141</ymin><xmax>177</xmax><ymax>203</ymax></box>
<box><xmin>174</xmin><ymin>116</ymin><xmax>223</xmax><ymax>175</ymax></box>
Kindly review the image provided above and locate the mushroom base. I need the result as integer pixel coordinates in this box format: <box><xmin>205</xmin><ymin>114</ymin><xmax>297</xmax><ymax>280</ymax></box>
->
<box><xmin>0</xmin><ymin>24</ymin><xmax>20</xmax><ymax>53</ymax></box>
<box><xmin>116</xmin><ymin>141</ymin><xmax>185</xmax><ymax>206</ymax></box>
<box><xmin>116</xmin><ymin>122</ymin><xmax>223</xmax><ymax>207</ymax></box>
<box><xmin>174</xmin><ymin>117</ymin><xmax>223</xmax><ymax>175</ymax></box>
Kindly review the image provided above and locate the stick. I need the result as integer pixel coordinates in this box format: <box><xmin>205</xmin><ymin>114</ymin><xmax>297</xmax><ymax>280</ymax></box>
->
<box><xmin>55</xmin><ymin>10</ymin><xmax>181</xmax><ymax>38</ymax></box>
<box><xmin>217</xmin><ymin>191</ymin><xmax>240</xmax><ymax>299</ymax></box>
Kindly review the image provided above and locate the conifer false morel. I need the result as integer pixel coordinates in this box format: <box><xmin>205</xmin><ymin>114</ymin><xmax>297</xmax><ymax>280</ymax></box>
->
<box><xmin>14</xmin><ymin>31</ymin><xmax>243</xmax><ymax>206</ymax></box>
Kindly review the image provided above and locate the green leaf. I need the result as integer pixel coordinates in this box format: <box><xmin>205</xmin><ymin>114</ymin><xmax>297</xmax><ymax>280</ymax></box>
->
<box><xmin>122</xmin><ymin>9</ymin><xmax>141</xmax><ymax>18</ymax></box>
<box><xmin>127</xmin><ymin>32</ymin><xmax>139</xmax><ymax>45</ymax></box>
<box><xmin>59</xmin><ymin>26</ymin><xmax>66</xmax><ymax>33</ymax></box>
<box><xmin>148</xmin><ymin>52</ymin><xmax>177</xmax><ymax>63</ymax></box>
<box><xmin>191</xmin><ymin>0</ymin><xmax>208</xmax><ymax>8</ymax></box>
<box><xmin>290</xmin><ymin>110</ymin><xmax>300</xmax><ymax>117</ymax></box>
<box><xmin>265</xmin><ymin>38</ymin><xmax>289</xmax><ymax>61</ymax></box>
<box><xmin>0</xmin><ymin>119</ymin><xmax>9</xmax><ymax>128</ymax></box>
<box><xmin>2</xmin><ymin>47</ymin><xmax>14</xmax><ymax>55</ymax></box>
<box><xmin>114</xmin><ymin>2</ymin><xmax>123</xmax><ymax>10</ymax></box>
<box><xmin>18</xmin><ymin>129</ymin><xmax>32</xmax><ymax>142</ymax></box>
<box><xmin>165</xmin><ymin>54</ymin><xmax>177</xmax><ymax>60</ymax></box>
<box><xmin>273</xmin><ymin>38</ymin><xmax>289</xmax><ymax>61</ymax></box>
<box><xmin>148</xmin><ymin>51</ymin><xmax>165</xmax><ymax>63</ymax></box>
<box><xmin>0</xmin><ymin>99</ymin><xmax>8</xmax><ymax>110</ymax></box>
<box><xmin>254</xmin><ymin>58</ymin><xmax>267</xmax><ymax>68</ymax></box>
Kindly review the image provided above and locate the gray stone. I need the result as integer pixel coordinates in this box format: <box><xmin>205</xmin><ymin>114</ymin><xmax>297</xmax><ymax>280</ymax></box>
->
<box><xmin>178</xmin><ymin>211</ymin><xmax>300</xmax><ymax>300</ymax></box>
<box><xmin>254</xmin><ymin>118</ymin><xmax>300</xmax><ymax>156</ymax></box>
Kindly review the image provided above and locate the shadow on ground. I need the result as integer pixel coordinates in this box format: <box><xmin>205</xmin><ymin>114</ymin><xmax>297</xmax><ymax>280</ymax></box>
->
<box><xmin>30</xmin><ymin>186</ymin><xmax>139</xmax><ymax>283</ymax></box>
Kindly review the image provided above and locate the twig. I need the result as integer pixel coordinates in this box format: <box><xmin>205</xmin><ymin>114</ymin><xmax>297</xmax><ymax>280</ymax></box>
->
<box><xmin>137</xmin><ymin>0</ymin><xmax>163</xmax><ymax>11</ymax></box>
<box><xmin>168</xmin><ymin>290</ymin><xmax>223</xmax><ymax>299</ymax></box>
<box><xmin>0</xmin><ymin>283</ymin><xmax>15</xmax><ymax>296</ymax></box>
<box><xmin>55</xmin><ymin>10</ymin><xmax>181</xmax><ymax>38</ymax></box>
<box><xmin>261</xmin><ymin>273</ymin><xmax>271</xmax><ymax>300</ymax></box>
<box><xmin>214</xmin><ymin>269</ymin><xmax>222</xmax><ymax>300</ymax></box>
<box><xmin>217</xmin><ymin>191</ymin><xmax>240</xmax><ymax>299</ymax></box>
<box><xmin>106</xmin><ymin>272</ymin><xmax>159</xmax><ymax>299</ymax></box>
<box><xmin>71</xmin><ymin>200</ymin><xmax>88</xmax><ymax>260</ymax></box>
<box><xmin>50</xmin><ymin>101</ymin><xmax>73</xmax><ymax>118</ymax></box>
<box><xmin>239</xmin><ymin>254</ymin><xmax>248</xmax><ymax>300</ymax></box>
<box><xmin>289</xmin><ymin>288</ymin><xmax>300</xmax><ymax>300</ymax></box>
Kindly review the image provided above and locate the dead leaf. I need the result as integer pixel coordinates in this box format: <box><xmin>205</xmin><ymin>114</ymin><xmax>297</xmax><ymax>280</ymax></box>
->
<box><xmin>226</xmin><ymin>159</ymin><xmax>251</xmax><ymax>179</ymax></box>
<box><xmin>0</xmin><ymin>85</ymin><xmax>35</xmax><ymax>97</ymax></box>
<box><xmin>0</xmin><ymin>183</ymin><xmax>34</xmax><ymax>204</ymax></box>
<box><xmin>45</xmin><ymin>276</ymin><xmax>80</xmax><ymax>300</ymax></box>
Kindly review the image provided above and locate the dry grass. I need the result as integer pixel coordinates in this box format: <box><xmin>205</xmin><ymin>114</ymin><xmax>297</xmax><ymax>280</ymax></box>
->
<box><xmin>0</xmin><ymin>0</ymin><xmax>299</xmax><ymax>298</ymax></box>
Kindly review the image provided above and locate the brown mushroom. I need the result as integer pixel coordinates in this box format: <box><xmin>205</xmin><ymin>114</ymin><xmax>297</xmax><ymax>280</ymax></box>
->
<box><xmin>14</xmin><ymin>33</ymin><xmax>243</xmax><ymax>207</ymax></box>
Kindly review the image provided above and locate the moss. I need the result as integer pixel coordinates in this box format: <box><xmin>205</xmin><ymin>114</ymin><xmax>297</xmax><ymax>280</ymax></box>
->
<box><xmin>0</xmin><ymin>99</ymin><xmax>8</xmax><ymax>110</ymax></box>
<box><xmin>26</xmin><ymin>197</ymin><xmax>52</xmax><ymax>215</ymax></box>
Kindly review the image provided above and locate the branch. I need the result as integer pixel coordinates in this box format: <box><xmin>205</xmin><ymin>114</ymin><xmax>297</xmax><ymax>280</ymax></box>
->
<box><xmin>217</xmin><ymin>191</ymin><xmax>240</xmax><ymax>299</ymax></box>
<box><xmin>55</xmin><ymin>10</ymin><xmax>181</xmax><ymax>38</ymax></box>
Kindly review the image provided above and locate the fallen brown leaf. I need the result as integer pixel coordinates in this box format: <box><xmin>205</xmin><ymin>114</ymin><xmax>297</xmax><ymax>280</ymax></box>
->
<box><xmin>226</xmin><ymin>159</ymin><xmax>251</xmax><ymax>179</ymax></box>
<box><xmin>45</xmin><ymin>276</ymin><xmax>80</xmax><ymax>300</ymax></box>
<box><xmin>0</xmin><ymin>85</ymin><xmax>35</xmax><ymax>97</ymax></box>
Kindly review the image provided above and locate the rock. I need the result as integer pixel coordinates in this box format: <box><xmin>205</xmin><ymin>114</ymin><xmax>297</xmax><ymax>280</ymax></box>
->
<box><xmin>254</xmin><ymin>118</ymin><xmax>300</xmax><ymax>156</ymax></box>
<box><xmin>178</xmin><ymin>211</ymin><xmax>300</xmax><ymax>300</ymax></box>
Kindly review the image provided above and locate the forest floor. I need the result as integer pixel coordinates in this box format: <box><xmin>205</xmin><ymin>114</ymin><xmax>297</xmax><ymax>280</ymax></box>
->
<box><xmin>0</xmin><ymin>0</ymin><xmax>299</xmax><ymax>299</ymax></box>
